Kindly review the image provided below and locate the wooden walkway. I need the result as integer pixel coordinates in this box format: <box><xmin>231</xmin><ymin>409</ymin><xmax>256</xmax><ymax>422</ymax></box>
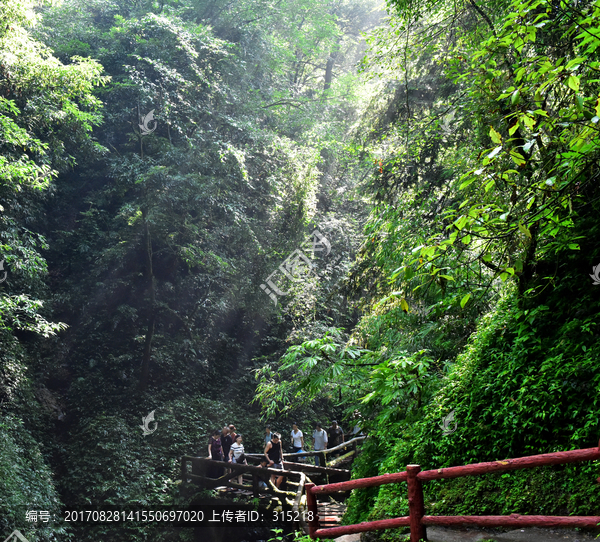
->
<box><xmin>180</xmin><ymin>436</ymin><xmax>366</xmax><ymax>534</ymax></box>
<box><xmin>317</xmin><ymin>501</ymin><xmax>346</xmax><ymax>529</ymax></box>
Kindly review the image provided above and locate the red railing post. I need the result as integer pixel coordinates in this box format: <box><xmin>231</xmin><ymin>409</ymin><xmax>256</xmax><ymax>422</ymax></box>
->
<box><xmin>407</xmin><ymin>464</ymin><xmax>426</xmax><ymax>542</ymax></box>
<box><xmin>306</xmin><ymin>482</ymin><xmax>319</xmax><ymax>539</ymax></box>
<box><xmin>597</xmin><ymin>439</ymin><xmax>600</xmax><ymax>484</ymax></box>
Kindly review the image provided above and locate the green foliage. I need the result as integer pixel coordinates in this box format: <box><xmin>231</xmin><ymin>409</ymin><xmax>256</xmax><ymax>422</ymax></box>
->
<box><xmin>267</xmin><ymin>528</ymin><xmax>317</xmax><ymax>542</ymax></box>
<box><xmin>256</xmin><ymin>326</ymin><xmax>436</xmax><ymax>430</ymax></box>
<box><xmin>345</xmin><ymin>254</ymin><xmax>600</xmax><ymax>536</ymax></box>
<box><xmin>35</xmin><ymin>0</ymin><xmax>375</xmax><ymax>401</ymax></box>
<box><xmin>0</xmin><ymin>6</ymin><xmax>107</xmax><ymax>537</ymax></box>
<box><xmin>0</xmin><ymin>416</ymin><xmax>65</xmax><ymax>541</ymax></box>
<box><xmin>412</xmin><ymin>0</ymin><xmax>600</xmax><ymax>300</ymax></box>
<box><xmin>0</xmin><ymin>0</ymin><xmax>105</xmax><ymax>343</ymax></box>
<box><xmin>0</xmin><ymin>0</ymin><xmax>379</xmax><ymax>539</ymax></box>
<box><xmin>4</xmin><ymin>0</ymin><xmax>600</xmax><ymax>539</ymax></box>
<box><xmin>58</xmin><ymin>394</ymin><xmax>269</xmax><ymax>540</ymax></box>
<box><xmin>255</xmin><ymin>0</ymin><xmax>600</xmax><ymax>535</ymax></box>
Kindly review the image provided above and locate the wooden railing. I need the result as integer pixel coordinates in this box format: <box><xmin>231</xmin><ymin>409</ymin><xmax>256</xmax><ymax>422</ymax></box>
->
<box><xmin>305</xmin><ymin>440</ymin><xmax>600</xmax><ymax>541</ymax></box>
<box><xmin>180</xmin><ymin>456</ymin><xmax>299</xmax><ymax>504</ymax></box>
<box><xmin>245</xmin><ymin>435</ymin><xmax>366</xmax><ymax>468</ymax></box>
<box><xmin>180</xmin><ymin>455</ymin><xmax>312</xmax><ymax>531</ymax></box>
<box><xmin>180</xmin><ymin>436</ymin><xmax>366</xmax><ymax>534</ymax></box>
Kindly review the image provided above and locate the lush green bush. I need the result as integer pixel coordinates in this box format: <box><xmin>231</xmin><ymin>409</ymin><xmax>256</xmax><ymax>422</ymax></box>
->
<box><xmin>55</xmin><ymin>394</ymin><xmax>271</xmax><ymax>540</ymax></box>
<box><xmin>0</xmin><ymin>416</ymin><xmax>65</xmax><ymax>541</ymax></box>
<box><xmin>345</xmin><ymin>275</ymin><xmax>600</xmax><ymax>539</ymax></box>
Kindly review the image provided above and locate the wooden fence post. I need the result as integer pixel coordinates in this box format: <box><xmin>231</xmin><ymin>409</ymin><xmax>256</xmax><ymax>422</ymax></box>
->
<box><xmin>191</xmin><ymin>458</ymin><xmax>203</xmax><ymax>476</ymax></box>
<box><xmin>305</xmin><ymin>482</ymin><xmax>319</xmax><ymax>539</ymax></box>
<box><xmin>407</xmin><ymin>464</ymin><xmax>426</xmax><ymax>542</ymax></box>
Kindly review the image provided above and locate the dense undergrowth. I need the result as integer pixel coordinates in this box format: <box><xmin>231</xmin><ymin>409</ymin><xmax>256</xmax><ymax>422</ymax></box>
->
<box><xmin>343</xmin><ymin>214</ymin><xmax>600</xmax><ymax>537</ymax></box>
<box><xmin>0</xmin><ymin>0</ymin><xmax>377</xmax><ymax>540</ymax></box>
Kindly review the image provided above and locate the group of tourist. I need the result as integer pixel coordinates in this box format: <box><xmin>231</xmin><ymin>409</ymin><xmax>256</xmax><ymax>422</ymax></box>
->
<box><xmin>265</xmin><ymin>420</ymin><xmax>345</xmax><ymax>466</ymax></box>
<box><xmin>207</xmin><ymin>424</ymin><xmax>247</xmax><ymax>482</ymax></box>
<box><xmin>208</xmin><ymin>424</ymin><xmax>246</xmax><ymax>463</ymax></box>
<box><xmin>205</xmin><ymin>419</ymin><xmax>352</xmax><ymax>486</ymax></box>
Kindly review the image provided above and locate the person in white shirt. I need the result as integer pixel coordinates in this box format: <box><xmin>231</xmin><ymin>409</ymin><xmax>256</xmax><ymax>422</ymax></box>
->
<box><xmin>312</xmin><ymin>422</ymin><xmax>328</xmax><ymax>466</ymax></box>
<box><xmin>290</xmin><ymin>422</ymin><xmax>304</xmax><ymax>463</ymax></box>
<box><xmin>229</xmin><ymin>434</ymin><xmax>246</xmax><ymax>485</ymax></box>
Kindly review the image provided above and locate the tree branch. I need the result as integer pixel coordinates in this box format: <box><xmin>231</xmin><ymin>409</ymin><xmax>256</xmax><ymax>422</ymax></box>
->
<box><xmin>467</xmin><ymin>0</ymin><xmax>497</xmax><ymax>38</ymax></box>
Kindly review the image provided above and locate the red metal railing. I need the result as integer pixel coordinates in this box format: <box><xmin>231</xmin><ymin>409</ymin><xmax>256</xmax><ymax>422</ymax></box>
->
<box><xmin>306</xmin><ymin>440</ymin><xmax>600</xmax><ymax>541</ymax></box>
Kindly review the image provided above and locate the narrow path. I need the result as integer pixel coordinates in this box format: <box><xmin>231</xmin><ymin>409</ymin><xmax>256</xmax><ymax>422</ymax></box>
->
<box><xmin>314</xmin><ymin>506</ymin><xmax>598</xmax><ymax>542</ymax></box>
<box><xmin>426</xmin><ymin>526</ymin><xmax>598</xmax><ymax>542</ymax></box>
<box><xmin>317</xmin><ymin>501</ymin><xmax>346</xmax><ymax>528</ymax></box>
<box><xmin>330</xmin><ymin>528</ymin><xmax>598</xmax><ymax>542</ymax></box>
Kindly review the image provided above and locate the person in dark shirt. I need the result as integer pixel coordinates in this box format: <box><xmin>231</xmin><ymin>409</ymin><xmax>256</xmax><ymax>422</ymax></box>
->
<box><xmin>208</xmin><ymin>430</ymin><xmax>223</xmax><ymax>460</ymax></box>
<box><xmin>264</xmin><ymin>432</ymin><xmax>285</xmax><ymax>488</ymax></box>
<box><xmin>207</xmin><ymin>430</ymin><xmax>223</xmax><ymax>478</ymax></box>
<box><xmin>327</xmin><ymin>420</ymin><xmax>345</xmax><ymax>452</ymax></box>
<box><xmin>220</xmin><ymin>426</ymin><xmax>233</xmax><ymax>463</ymax></box>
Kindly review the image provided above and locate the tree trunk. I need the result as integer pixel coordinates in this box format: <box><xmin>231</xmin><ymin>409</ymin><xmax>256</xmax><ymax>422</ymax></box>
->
<box><xmin>324</xmin><ymin>55</ymin><xmax>335</xmax><ymax>90</ymax></box>
<box><xmin>323</xmin><ymin>41</ymin><xmax>340</xmax><ymax>91</ymax></box>
<box><xmin>139</xmin><ymin>216</ymin><xmax>155</xmax><ymax>390</ymax></box>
